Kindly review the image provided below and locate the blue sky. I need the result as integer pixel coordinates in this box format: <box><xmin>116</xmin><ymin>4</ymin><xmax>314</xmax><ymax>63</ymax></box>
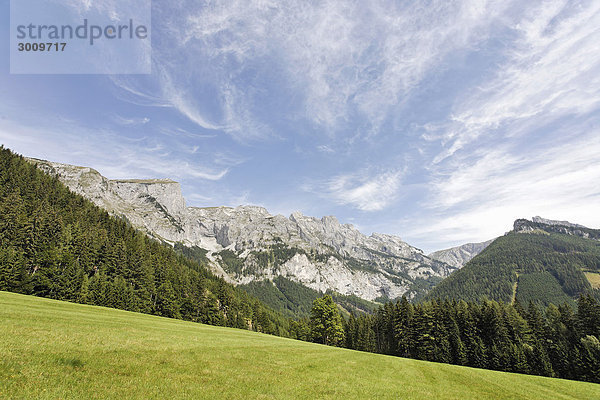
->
<box><xmin>1</xmin><ymin>0</ymin><xmax>599</xmax><ymax>253</ymax></box>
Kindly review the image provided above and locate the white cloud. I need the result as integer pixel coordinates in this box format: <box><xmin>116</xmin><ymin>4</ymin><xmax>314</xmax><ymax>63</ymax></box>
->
<box><xmin>307</xmin><ymin>169</ymin><xmax>403</xmax><ymax>211</ymax></box>
<box><xmin>317</xmin><ymin>145</ymin><xmax>335</xmax><ymax>154</ymax></box>
<box><xmin>401</xmin><ymin>0</ymin><xmax>600</xmax><ymax>251</ymax></box>
<box><xmin>434</xmin><ymin>0</ymin><xmax>600</xmax><ymax>162</ymax></box>
<box><xmin>112</xmin><ymin>115</ymin><xmax>150</xmax><ymax>126</ymax></box>
<box><xmin>0</xmin><ymin>119</ymin><xmax>229</xmax><ymax>182</ymax></box>
<box><xmin>108</xmin><ymin>76</ymin><xmax>173</xmax><ymax>108</ymax></box>
<box><xmin>407</xmin><ymin>128</ymin><xmax>600</xmax><ymax>250</ymax></box>
<box><xmin>159</xmin><ymin>68</ymin><xmax>225</xmax><ymax>131</ymax></box>
<box><xmin>122</xmin><ymin>0</ymin><xmax>512</xmax><ymax>140</ymax></box>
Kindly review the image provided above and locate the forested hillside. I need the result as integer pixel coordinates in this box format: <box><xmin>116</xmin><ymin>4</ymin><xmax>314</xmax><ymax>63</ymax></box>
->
<box><xmin>426</xmin><ymin>229</ymin><xmax>600</xmax><ymax>305</ymax></box>
<box><xmin>342</xmin><ymin>295</ymin><xmax>600</xmax><ymax>383</ymax></box>
<box><xmin>240</xmin><ymin>276</ymin><xmax>380</xmax><ymax>318</ymax></box>
<box><xmin>174</xmin><ymin>244</ymin><xmax>380</xmax><ymax>318</ymax></box>
<box><xmin>0</xmin><ymin>147</ymin><xmax>290</xmax><ymax>335</ymax></box>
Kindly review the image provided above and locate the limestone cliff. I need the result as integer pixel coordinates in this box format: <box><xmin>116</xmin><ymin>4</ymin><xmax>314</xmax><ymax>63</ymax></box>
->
<box><xmin>428</xmin><ymin>240</ymin><xmax>494</xmax><ymax>269</ymax></box>
<box><xmin>28</xmin><ymin>158</ymin><xmax>456</xmax><ymax>301</ymax></box>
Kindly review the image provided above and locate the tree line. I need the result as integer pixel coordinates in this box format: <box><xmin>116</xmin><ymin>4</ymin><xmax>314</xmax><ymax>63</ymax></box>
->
<box><xmin>301</xmin><ymin>294</ymin><xmax>600</xmax><ymax>383</ymax></box>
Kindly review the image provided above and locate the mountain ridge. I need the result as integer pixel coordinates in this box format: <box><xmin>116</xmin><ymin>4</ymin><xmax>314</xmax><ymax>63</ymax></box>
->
<box><xmin>426</xmin><ymin>216</ymin><xmax>600</xmax><ymax>305</ymax></box>
<box><xmin>27</xmin><ymin>157</ymin><xmax>456</xmax><ymax>302</ymax></box>
<box><xmin>428</xmin><ymin>239</ymin><xmax>494</xmax><ymax>269</ymax></box>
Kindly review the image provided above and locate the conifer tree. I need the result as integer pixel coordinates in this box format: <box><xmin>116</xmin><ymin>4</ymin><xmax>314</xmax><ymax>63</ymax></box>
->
<box><xmin>310</xmin><ymin>295</ymin><xmax>345</xmax><ymax>346</ymax></box>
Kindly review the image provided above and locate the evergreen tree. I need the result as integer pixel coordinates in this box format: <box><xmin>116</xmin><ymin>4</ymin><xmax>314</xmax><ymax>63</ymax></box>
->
<box><xmin>310</xmin><ymin>295</ymin><xmax>345</xmax><ymax>346</ymax></box>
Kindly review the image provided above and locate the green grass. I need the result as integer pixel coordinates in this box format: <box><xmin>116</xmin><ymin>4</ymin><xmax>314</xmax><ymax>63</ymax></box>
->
<box><xmin>585</xmin><ymin>272</ymin><xmax>600</xmax><ymax>289</ymax></box>
<box><xmin>1</xmin><ymin>292</ymin><xmax>599</xmax><ymax>399</ymax></box>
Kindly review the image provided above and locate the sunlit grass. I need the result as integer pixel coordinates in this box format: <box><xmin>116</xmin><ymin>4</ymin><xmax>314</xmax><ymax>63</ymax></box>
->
<box><xmin>1</xmin><ymin>291</ymin><xmax>598</xmax><ymax>399</ymax></box>
<box><xmin>585</xmin><ymin>271</ymin><xmax>600</xmax><ymax>289</ymax></box>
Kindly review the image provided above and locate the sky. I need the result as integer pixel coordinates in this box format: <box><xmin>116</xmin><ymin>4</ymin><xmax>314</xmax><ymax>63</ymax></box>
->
<box><xmin>1</xmin><ymin>0</ymin><xmax>599</xmax><ymax>253</ymax></box>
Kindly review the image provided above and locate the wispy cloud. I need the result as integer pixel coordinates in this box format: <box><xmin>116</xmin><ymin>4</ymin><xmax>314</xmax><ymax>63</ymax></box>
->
<box><xmin>396</xmin><ymin>0</ymin><xmax>600</xmax><ymax>250</ymax></box>
<box><xmin>0</xmin><ymin>118</ymin><xmax>229</xmax><ymax>182</ymax></box>
<box><xmin>432</xmin><ymin>0</ymin><xmax>600</xmax><ymax>162</ymax></box>
<box><xmin>108</xmin><ymin>75</ymin><xmax>173</xmax><ymax>108</ymax></box>
<box><xmin>317</xmin><ymin>145</ymin><xmax>335</xmax><ymax>154</ymax></box>
<box><xmin>112</xmin><ymin>115</ymin><xmax>150</xmax><ymax>126</ymax></box>
<box><xmin>112</xmin><ymin>1</ymin><xmax>511</xmax><ymax>140</ymax></box>
<box><xmin>306</xmin><ymin>169</ymin><xmax>403</xmax><ymax>211</ymax></box>
<box><xmin>406</xmin><ymin>126</ymin><xmax>600</xmax><ymax>250</ymax></box>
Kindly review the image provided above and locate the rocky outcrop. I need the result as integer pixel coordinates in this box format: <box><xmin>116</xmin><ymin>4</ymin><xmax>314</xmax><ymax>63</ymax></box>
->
<box><xmin>428</xmin><ymin>240</ymin><xmax>494</xmax><ymax>269</ymax></box>
<box><xmin>531</xmin><ymin>216</ymin><xmax>587</xmax><ymax>229</ymax></box>
<box><xmin>27</xmin><ymin>158</ymin><xmax>456</xmax><ymax>301</ymax></box>
<box><xmin>514</xmin><ymin>217</ymin><xmax>599</xmax><ymax>240</ymax></box>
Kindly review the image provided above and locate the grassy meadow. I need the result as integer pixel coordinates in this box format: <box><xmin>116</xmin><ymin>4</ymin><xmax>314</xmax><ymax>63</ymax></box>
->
<box><xmin>1</xmin><ymin>291</ymin><xmax>598</xmax><ymax>399</ymax></box>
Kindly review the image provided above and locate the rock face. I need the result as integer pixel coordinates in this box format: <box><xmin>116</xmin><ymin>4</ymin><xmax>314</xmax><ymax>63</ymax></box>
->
<box><xmin>514</xmin><ymin>217</ymin><xmax>599</xmax><ymax>240</ymax></box>
<box><xmin>428</xmin><ymin>240</ymin><xmax>494</xmax><ymax>269</ymax></box>
<box><xmin>28</xmin><ymin>158</ymin><xmax>456</xmax><ymax>301</ymax></box>
<box><xmin>531</xmin><ymin>216</ymin><xmax>587</xmax><ymax>229</ymax></box>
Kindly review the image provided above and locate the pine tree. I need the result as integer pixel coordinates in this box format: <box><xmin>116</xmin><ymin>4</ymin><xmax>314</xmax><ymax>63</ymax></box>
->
<box><xmin>394</xmin><ymin>296</ymin><xmax>414</xmax><ymax>357</ymax></box>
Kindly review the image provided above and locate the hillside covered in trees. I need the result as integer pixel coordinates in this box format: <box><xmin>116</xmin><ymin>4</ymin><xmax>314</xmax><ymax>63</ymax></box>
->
<box><xmin>426</xmin><ymin>226</ymin><xmax>600</xmax><ymax>306</ymax></box>
<box><xmin>339</xmin><ymin>295</ymin><xmax>600</xmax><ymax>383</ymax></box>
<box><xmin>0</xmin><ymin>146</ymin><xmax>290</xmax><ymax>335</ymax></box>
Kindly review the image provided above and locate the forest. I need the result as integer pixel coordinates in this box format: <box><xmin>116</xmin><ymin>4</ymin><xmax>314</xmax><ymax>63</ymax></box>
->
<box><xmin>0</xmin><ymin>146</ymin><xmax>291</xmax><ymax>336</ymax></box>
<box><xmin>1</xmin><ymin>146</ymin><xmax>599</xmax><ymax>384</ymax></box>
<box><xmin>299</xmin><ymin>294</ymin><xmax>600</xmax><ymax>383</ymax></box>
<box><xmin>427</xmin><ymin>230</ymin><xmax>600</xmax><ymax>305</ymax></box>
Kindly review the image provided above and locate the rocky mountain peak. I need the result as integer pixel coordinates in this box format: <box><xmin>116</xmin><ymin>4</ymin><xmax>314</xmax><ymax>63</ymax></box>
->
<box><xmin>531</xmin><ymin>216</ymin><xmax>587</xmax><ymax>229</ymax></box>
<box><xmin>428</xmin><ymin>240</ymin><xmax>494</xmax><ymax>269</ymax></box>
<box><xmin>27</xmin><ymin>157</ymin><xmax>457</xmax><ymax>301</ymax></box>
<box><xmin>513</xmin><ymin>217</ymin><xmax>598</xmax><ymax>241</ymax></box>
<box><xmin>110</xmin><ymin>179</ymin><xmax>186</xmax><ymax>217</ymax></box>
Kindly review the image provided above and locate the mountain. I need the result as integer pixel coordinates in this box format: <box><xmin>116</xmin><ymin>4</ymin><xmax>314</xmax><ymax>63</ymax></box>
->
<box><xmin>426</xmin><ymin>217</ymin><xmax>600</xmax><ymax>306</ymax></box>
<box><xmin>515</xmin><ymin>217</ymin><xmax>600</xmax><ymax>240</ymax></box>
<box><xmin>531</xmin><ymin>216</ymin><xmax>588</xmax><ymax>229</ymax></box>
<box><xmin>428</xmin><ymin>240</ymin><xmax>494</xmax><ymax>269</ymax></box>
<box><xmin>0</xmin><ymin>147</ymin><xmax>289</xmax><ymax>334</ymax></box>
<box><xmin>27</xmin><ymin>158</ymin><xmax>456</xmax><ymax>305</ymax></box>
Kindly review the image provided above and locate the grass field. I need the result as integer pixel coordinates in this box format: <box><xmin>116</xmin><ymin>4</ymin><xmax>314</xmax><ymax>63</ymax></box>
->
<box><xmin>1</xmin><ymin>291</ymin><xmax>599</xmax><ymax>399</ymax></box>
<box><xmin>585</xmin><ymin>271</ymin><xmax>600</xmax><ymax>289</ymax></box>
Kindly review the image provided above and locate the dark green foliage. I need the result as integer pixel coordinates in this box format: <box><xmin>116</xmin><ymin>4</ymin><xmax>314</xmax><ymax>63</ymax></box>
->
<box><xmin>331</xmin><ymin>292</ymin><xmax>380</xmax><ymax>316</ymax></box>
<box><xmin>344</xmin><ymin>295</ymin><xmax>600</xmax><ymax>383</ymax></box>
<box><xmin>516</xmin><ymin>272</ymin><xmax>575</xmax><ymax>308</ymax></box>
<box><xmin>310</xmin><ymin>295</ymin><xmax>345</xmax><ymax>346</ymax></box>
<box><xmin>0</xmin><ymin>147</ymin><xmax>289</xmax><ymax>336</ymax></box>
<box><xmin>241</xmin><ymin>276</ymin><xmax>319</xmax><ymax>318</ymax></box>
<box><xmin>240</xmin><ymin>276</ymin><xmax>380</xmax><ymax>318</ymax></box>
<box><xmin>427</xmin><ymin>231</ymin><xmax>600</xmax><ymax>303</ymax></box>
<box><xmin>174</xmin><ymin>243</ymin><xmax>210</xmax><ymax>266</ymax></box>
<box><xmin>218</xmin><ymin>249</ymin><xmax>245</xmax><ymax>275</ymax></box>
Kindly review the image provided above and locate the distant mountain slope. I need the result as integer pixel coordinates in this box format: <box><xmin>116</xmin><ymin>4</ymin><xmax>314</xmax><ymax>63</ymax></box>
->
<box><xmin>515</xmin><ymin>217</ymin><xmax>600</xmax><ymax>240</ymax></box>
<box><xmin>428</xmin><ymin>240</ymin><xmax>494</xmax><ymax>269</ymax></box>
<box><xmin>239</xmin><ymin>276</ymin><xmax>380</xmax><ymax>318</ymax></box>
<box><xmin>427</xmin><ymin>218</ymin><xmax>600</xmax><ymax>305</ymax></box>
<box><xmin>27</xmin><ymin>157</ymin><xmax>455</xmax><ymax>305</ymax></box>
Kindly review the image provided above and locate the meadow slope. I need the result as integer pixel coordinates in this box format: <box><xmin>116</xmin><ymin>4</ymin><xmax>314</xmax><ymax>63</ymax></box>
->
<box><xmin>1</xmin><ymin>291</ymin><xmax>598</xmax><ymax>400</ymax></box>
